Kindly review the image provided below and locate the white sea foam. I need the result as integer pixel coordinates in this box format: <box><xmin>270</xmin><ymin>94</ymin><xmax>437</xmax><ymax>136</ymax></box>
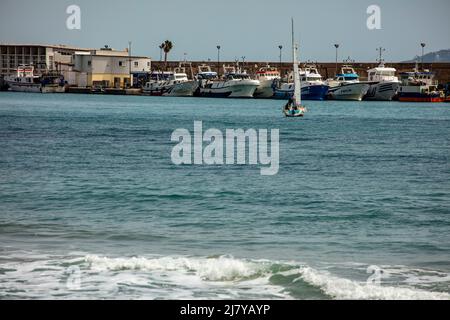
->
<box><xmin>85</xmin><ymin>255</ymin><xmax>269</xmax><ymax>281</ymax></box>
<box><xmin>1</xmin><ymin>253</ymin><xmax>449</xmax><ymax>300</ymax></box>
<box><xmin>295</xmin><ymin>266</ymin><xmax>450</xmax><ymax>300</ymax></box>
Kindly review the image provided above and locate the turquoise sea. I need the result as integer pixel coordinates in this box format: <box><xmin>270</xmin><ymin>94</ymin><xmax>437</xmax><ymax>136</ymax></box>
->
<box><xmin>0</xmin><ymin>92</ymin><xmax>449</xmax><ymax>299</ymax></box>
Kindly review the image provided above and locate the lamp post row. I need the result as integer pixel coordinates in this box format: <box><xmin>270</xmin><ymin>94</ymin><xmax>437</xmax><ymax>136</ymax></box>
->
<box><xmin>155</xmin><ymin>42</ymin><xmax>428</xmax><ymax>75</ymax></box>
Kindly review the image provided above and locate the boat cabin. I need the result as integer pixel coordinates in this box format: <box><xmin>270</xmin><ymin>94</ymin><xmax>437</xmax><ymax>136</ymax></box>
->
<box><xmin>9</xmin><ymin>65</ymin><xmax>41</xmax><ymax>84</ymax></box>
<box><xmin>225</xmin><ymin>73</ymin><xmax>251</xmax><ymax>80</ymax></box>
<box><xmin>300</xmin><ymin>65</ymin><xmax>323</xmax><ymax>82</ymax></box>
<box><xmin>197</xmin><ymin>71</ymin><xmax>218</xmax><ymax>80</ymax></box>
<box><xmin>149</xmin><ymin>71</ymin><xmax>173</xmax><ymax>81</ymax></box>
<box><xmin>255</xmin><ymin>66</ymin><xmax>280</xmax><ymax>80</ymax></box>
<box><xmin>399</xmin><ymin>71</ymin><xmax>436</xmax><ymax>86</ymax></box>
<box><xmin>367</xmin><ymin>64</ymin><xmax>398</xmax><ymax>82</ymax></box>
<box><xmin>335</xmin><ymin>65</ymin><xmax>359</xmax><ymax>81</ymax></box>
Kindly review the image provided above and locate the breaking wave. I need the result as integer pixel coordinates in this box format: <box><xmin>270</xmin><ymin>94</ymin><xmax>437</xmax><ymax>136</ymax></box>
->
<box><xmin>1</xmin><ymin>254</ymin><xmax>449</xmax><ymax>300</ymax></box>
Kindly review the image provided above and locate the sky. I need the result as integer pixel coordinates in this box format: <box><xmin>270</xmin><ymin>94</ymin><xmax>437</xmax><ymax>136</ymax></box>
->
<box><xmin>1</xmin><ymin>0</ymin><xmax>449</xmax><ymax>63</ymax></box>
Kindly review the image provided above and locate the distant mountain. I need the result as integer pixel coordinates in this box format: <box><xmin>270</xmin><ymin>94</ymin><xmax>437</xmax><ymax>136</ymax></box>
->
<box><xmin>402</xmin><ymin>49</ymin><xmax>450</xmax><ymax>63</ymax></box>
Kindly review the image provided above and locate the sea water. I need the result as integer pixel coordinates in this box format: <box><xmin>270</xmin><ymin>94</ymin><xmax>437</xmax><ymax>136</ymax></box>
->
<box><xmin>0</xmin><ymin>92</ymin><xmax>449</xmax><ymax>299</ymax></box>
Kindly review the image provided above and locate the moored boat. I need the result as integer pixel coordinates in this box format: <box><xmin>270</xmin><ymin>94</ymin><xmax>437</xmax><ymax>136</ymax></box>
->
<box><xmin>167</xmin><ymin>80</ymin><xmax>198</xmax><ymax>97</ymax></box>
<box><xmin>5</xmin><ymin>65</ymin><xmax>65</xmax><ymax>93</ymax></box>
<box><xmin>273</xmin><ymin>65</ymin><xmax>329</xmax><ymax>101</ymax></box>
<box><xmin>397</xmin><ymin>69</ymin><xmax>444</xmax><ymax>102</ymax></box>
<box><xmin>254</xmin><ymin>66</ymin><xmax>280</xmax><ymax>98</ymax></box>
<box><xmin>326</xmin><ymin>65</ymin><xmax>369</xmax><ymax>101</ymax></box>
<box><xmin>166</xmin><ymin>64</ymin><xmax>198</xmax><ymax>97</ymax></box>
<box><xmin>195</xmin><ymin>65</ymin><xmax>260</xmax><ymax>98</ymax></box>
<box><xmin>363</xmin><ymin>63</ymin><xmax>400</xmax><ymax>101</ymax></box>
<box><xmin>143</xmin><ymin>71</ymin><xmax>191</xmax><ymax>96</ymax></box>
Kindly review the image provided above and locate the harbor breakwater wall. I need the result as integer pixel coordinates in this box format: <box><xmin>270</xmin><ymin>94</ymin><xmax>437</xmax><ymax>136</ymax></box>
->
<box><xmin>151</xmin><ymin>61</ymin><xmax>450</xmax><ymax>83</ymax></box>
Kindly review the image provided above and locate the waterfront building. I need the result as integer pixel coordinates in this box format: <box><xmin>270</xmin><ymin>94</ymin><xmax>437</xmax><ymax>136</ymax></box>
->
<box><xmin>0</xmin><ymin>44</ymin><xmax>151</xmax><ymax>89</ymax></box>
<box><xmin>73</xmin><ymin>46</ymin><xmax>151</xmax><ymax>88</ymax></box>
<box><xmin>0</xmin><ymin>44</ymin><xmax>91</xmax><ymax>79</ymax></box>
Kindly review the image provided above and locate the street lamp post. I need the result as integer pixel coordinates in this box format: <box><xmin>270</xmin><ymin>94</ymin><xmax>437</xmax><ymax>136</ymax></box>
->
<box><xmin>278</xmin><ymin>45</ymin><xmax>283</xmax><ymax>75</ymax></box>
<box><xmin>241</xmin><ymin>56</ymin><xmax>245</xmax><ymax>71</ymax></box>
<box><xmin>217</xmin><ymin>45</ymin><xmax>221</xmax><ymax>76</ymax></box>
<box><xmin>420</xmin><ymin>43</ymin><xmax>426</xmax><ymax>70</ymax></box>
<box><xmin>334</xmin><ymin>44</ymin><xmax>339</xmax><ymax>76</ymax></box>
<box><xmin>128</xmin><ymin>41</ymin><xmax>132</xmax><ymax>88</ymax></box>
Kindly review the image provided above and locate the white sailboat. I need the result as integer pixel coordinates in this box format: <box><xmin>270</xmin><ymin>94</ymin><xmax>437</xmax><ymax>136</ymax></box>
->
<box><xmin>283</xmin><ymin>18</ymin><xmax>306</xmax><ymax>117</ymax></box>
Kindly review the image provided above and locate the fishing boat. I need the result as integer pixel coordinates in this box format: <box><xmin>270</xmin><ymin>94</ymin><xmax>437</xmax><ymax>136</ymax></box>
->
<box><xmin>195</xmin><ymin>65</ymin><xmax>260</xmax><ymax>98</ymax></box>
<box><xmin>142</xmin><ymin>71</ymin><xmax>172</xmax><ymax>96</ymax></box>
<box><xmin>397</xmin><ymin>68</ymin><xmax>444</xmax><ymax>102</ymax></box>
<box><xmin>274</xmin><ymin>64</ymin><xmax>329</xmax><ymax>101</ymax></box>
<box><xmin>283</xmin><ymin>18</ymin><xmax>306</xmax><ymax>117</ymax></box>
<box><xmin>5</xmin><ymin>65</ymin><xmax>65</xmax><ymax>93</ymax></box>
<box><xmin>254</xmin><ymin>66</ymin><xmax>280</xmax><ymax>98</ymax></box>
<box><xmin>326</xmin><ymin>65</ymin><xmax>370</xmax><ymax>101</ymax></box>
<box><xmin>166</xmin><ymin>64</ymin><xmax>198</xmax><ymax>97</ymax></box>
<box><xmin>363</xmin><ymin>63</ymin><xmax>400</xmax><ymax>101</ymax></box>
<box><xmin>143</xmin><ymin>71</ymin><xmax>191</xmax><ymax>96</ymax></box>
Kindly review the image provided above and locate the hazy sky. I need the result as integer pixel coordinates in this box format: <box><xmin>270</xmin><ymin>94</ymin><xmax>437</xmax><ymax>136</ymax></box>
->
<box><xmin>1</xmin><ymin>0</ymin><xmax>449</xmax><ymax>62</ymax></box>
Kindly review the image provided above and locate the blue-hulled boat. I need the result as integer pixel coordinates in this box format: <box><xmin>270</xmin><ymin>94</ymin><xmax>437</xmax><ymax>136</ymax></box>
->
<box><xmin>274</xmin><ymin>65</ymin><xmax>329</xmax><ymax>100</ymax></box>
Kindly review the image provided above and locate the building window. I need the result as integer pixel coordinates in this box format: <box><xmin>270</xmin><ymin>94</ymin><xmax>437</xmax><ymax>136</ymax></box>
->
<box><xmin>88</xmin><ymin>61</ymin><xmax>91</xmax><ymax>66</ymax></box>
<box><xmin>147</xmin><ymin>62</ymin><xmax>150</xmax><ymax>67</ymax></box>
<box><xmin>119</xmin><ymin>61</ymin><xmax>123</xmax><ymax>67</ymax></box>
<box><xmin>134</xmin><ymin>61</ymin><xmax>138</xmax><ymax>67</ymax></box>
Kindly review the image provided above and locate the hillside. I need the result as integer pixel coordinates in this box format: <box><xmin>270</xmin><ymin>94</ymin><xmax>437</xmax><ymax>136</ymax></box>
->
<box><xmin>402</xmin><ymin>49</ymin><xmax>450</xmax><ymax>63</ymax></box>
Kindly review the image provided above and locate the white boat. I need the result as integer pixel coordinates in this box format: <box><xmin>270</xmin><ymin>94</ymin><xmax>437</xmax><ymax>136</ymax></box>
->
<box><xmin>283</xmin><ymin>18</ymin><xmax>306</xmax><ymax>117</ymax></box>
<box><xmin>143</xmin><ymin>71</ymin><xmax>191</xmax><ymax>96</ymax></box>
<box><xmin>195</xmin><ymin>65</ymin><xmax>260</xmax><ymax>98</ymax></box>
<box><xmin>5</xmin><ymin>65</ymin><xmax>65</xmax><ymax>93</ymax></box>
<box><xmin>167</xmin><ymin>80</ymin><xmax>198</xmax><ymax>97</ymax></box>
<box><xmin>166</xmin><ymin>64</ymin><xmax>198</xmax><ymax>97</ymax></box>
<box><xmin>254</xmin><ymin>66</ymin><xmax>280</xmax><ymax>98</ymax></box>
<box><xmin>326</xmin><ymin>65</ymin><xmax>370</xmax><ymax>101</ymax></box>
<box><xmin>143</xmin><ymin>71</ymin><xmax>171</xmax><ymax>96</ymax></box>
<box><xmin>363</xmin><ymin>63</ymin><xmax>400</xmax><ymax>101</ymax></box>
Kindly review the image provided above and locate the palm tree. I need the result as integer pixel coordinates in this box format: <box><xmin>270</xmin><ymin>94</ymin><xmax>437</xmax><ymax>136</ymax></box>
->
<box><xmin>162</xmin><ymin>40</ymin><xmax>173</xmax><ymax>70</ymax></box>
<box><xmin>158</xmin><ymin>43</ymin><xmax>164</xmax><ymax>62</ymax></box>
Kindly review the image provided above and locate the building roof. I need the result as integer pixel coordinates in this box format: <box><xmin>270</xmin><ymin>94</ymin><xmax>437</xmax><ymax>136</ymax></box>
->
<box><xmin>0</xmin><ymin>43</ymin><xmax>92</xmax><ymax>51</ymax></box>
<box><xmin>76</xmin><ymin>53</ymin><xmax>151</xmax><ymax>59</ymax></box>
<box><xmin>0</xmin><ymin>43</ymin><xmax>151</xmax><ymax>59</ymax></box>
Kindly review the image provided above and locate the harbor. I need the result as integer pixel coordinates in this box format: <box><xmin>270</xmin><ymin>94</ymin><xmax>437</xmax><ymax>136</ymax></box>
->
<box><xmin>1</xmin><ymin>43</ymin><xmax>449</xmax><ymax>102</ymax></box>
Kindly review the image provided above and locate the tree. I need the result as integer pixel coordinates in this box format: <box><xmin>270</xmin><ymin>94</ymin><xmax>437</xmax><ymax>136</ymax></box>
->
<box><xmin>162</xmin><ymin>40</ymin><xmax>173</xmax><ymax>70</ymax></box>
<box><xmin>158</xmin><ymin>43</ymin><xmax>164</xmax><ymax>61</ymax></box>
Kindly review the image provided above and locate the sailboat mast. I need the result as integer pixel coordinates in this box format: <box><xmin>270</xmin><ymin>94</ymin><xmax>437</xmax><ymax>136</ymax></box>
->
<box><xmin>291</xmin><ymin>18</ymin><xmax>301</xmax><ymax>105</ymax></box>
<box><xmin>291</xmin><ymin>18</ymin><xmax>295</xmax><ymax>63</ymax></box>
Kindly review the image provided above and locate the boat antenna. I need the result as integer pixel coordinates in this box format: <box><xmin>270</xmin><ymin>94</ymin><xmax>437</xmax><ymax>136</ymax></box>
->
<box><xmin>376</xmin><ymin>47</ymin><xmax>385</xmax><ymax>65</ymax></box>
